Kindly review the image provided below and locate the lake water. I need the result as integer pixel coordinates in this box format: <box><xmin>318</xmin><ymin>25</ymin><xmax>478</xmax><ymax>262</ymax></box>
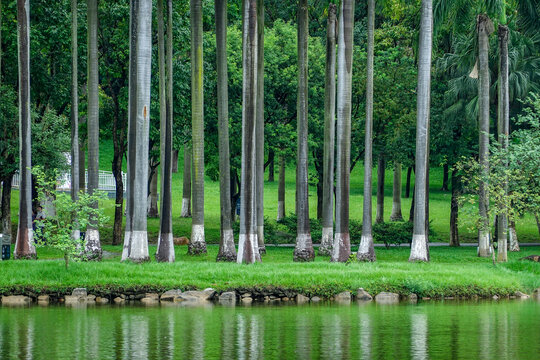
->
<box><xmin>0</xmin><ymin>301</ymin><xmax>539</xmax><ymax>359</ymax></box>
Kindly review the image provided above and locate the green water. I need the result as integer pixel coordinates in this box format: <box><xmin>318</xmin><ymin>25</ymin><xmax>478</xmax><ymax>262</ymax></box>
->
<box><xmin>0</xmin><ymin>301</ymin><xmax>539</xmax><ymax>359</ymax></box>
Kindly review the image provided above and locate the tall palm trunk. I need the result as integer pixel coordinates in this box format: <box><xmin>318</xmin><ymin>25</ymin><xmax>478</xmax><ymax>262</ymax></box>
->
<box><xmin>85</xmin><ymin>0</ymin><xmax>102</xmax><ymax>260</ymax></box>
<box><xmin>122</xmin><ymin>0</ymin><xmax>152</xmax><ymax>263</ymax></box>
<box><xmin>277</xmin><ymin>154</ymin><xmax>285</xmax><ymax>220</ymax></box>
<box><xmin>156</xmin><ymin>0</ymin><xmax>175</xmax><ymax>262</ymax></box>
<box><xmin>319</xmin><ymin>3</ymin><xmax>337</xmax><ymax>257</ymax></box>
<box><xmin>70</xmin><ymin>0</ymin><xmax>80</xmax><ymax>243</ymax></box>
<box><xmin>509</xmin><ymin>219</ymin><xmax>519</xmax><ymax>251</ymax></box>
<box><xmin>215</xmin><ymin>0</ymin><xmax>236</xmax><ymax>262</ymax></box>
<box><xmin>449</xmin><ymin>169</ymin><xmax>460</xmax><ymax>246</ymax></box>
<box><xmin>496</xmin><ymin>24</ymin><xmax>509</xmax><ymax>262</ymax></box>
<box><xmin>357</xmin><ymin>0</ymin><xmax>375</xmax><ymax>261</ymax></box>
<box><xmin>409</xmin><ymin>0</ymin><xmax>433</xmax><ymax>262</ymax></box>
<box><xmin>477</xmin><ymin>14</ymin><xmax>494</xmax><ymax>258</ymax></box>
<box><xmin>390</xmin><ymin>161</ymin><xmax>404</xmax><ymax>221</ymax></box>
<box><xmin>14</xmin><ymin>0</ymin><xmax>35</xmax><ymax>259</ymax></box>
<box><xmin>181</xmin><ymin>143</ymin><xmax>192</xmax><ymax>217</ymax></box>
<box><xmin>375</xmin><ymin>155</ymin><xmax>385</xmax><ymax>224</ymax></box>
<box><xmin>331</xmin><ymin>0</ymin><xmax>355</xmax><ymax>263</ymax></box>
<box><xmin>189</xmin><ymin>0</ymin><xmax>207</xmax><ymax>255</ymax></box>
<box><xmin>294</xmin><ymin>0</ymin><xmax>314</xmax><ymax>262</ymax></box>
<box><xmin>147</xmin><ymin>168</ymin><xmax>159</xmax><ymax>217</ymax></box>
<box><xmin>237</xmin><ymin>0</ymin><xmax>260</xmax><ymax>264</ymax></box>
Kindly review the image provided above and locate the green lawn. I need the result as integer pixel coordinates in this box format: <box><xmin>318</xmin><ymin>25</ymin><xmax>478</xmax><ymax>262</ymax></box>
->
<box><xmin>8</xmin><ymin>138</ymin><xmax>540</xmax><ymax>244</ymax></box>
<box><xmin>1</xmin><ymin>245</ymin><xmax>539</xmax><ymax>298</ymax></box>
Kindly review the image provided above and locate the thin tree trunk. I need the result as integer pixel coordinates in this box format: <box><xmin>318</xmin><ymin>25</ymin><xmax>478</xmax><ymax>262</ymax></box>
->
<box><xmin>181</xmin><ymin>143</ymin><xmax>192</xmax><ymax>217</ymax></box>
<box><xmin>409</xmin><ymin>0</ymin><xmax>432</xmax><ymax>262</ymax></box>
<box><xmin>1</xmin><ymin>176</ymin><xmax>12</xmax><ymax>250</ymax></box>
<box><xmin>509</xmin><ymin>219</ymin><xmax>519</xmax><ymax>251</ymax></box>
<box><xmin>441</xmin><ymin>163</ymin><xmax>449</xmax><ymax>191</ymax></box>
<box><xmin>294</xmin><ymin>0</ymin><xmax>314</xmax><ymax>262</ymax></box>
<box><xmin>331</xmin><ymin>0</ymin><xmax>355</xmax><ymax>263</ymax></box>
<box><xmin>237</xmin><ymin>0</ymin><xmax>260</xmax><ymax>264</ymax></box>
<box><xmin>14</xmin><ymin>0</ymin><xmax>35</xmax><ymax>259</ymax></box>
<box><xmin>357</xmin><ymin>0</ymin><xmax>375</xmax><ymax>261</ymax></box>
<box><xmin>79</xmin><ymin>139</ymin><xmax>86</xmax><ymax>193</ymax></box>
<box><xmin>409</xmin><ymin>184</ymin><xmax>415</xmax><ymax>222</ymax></box>
<box><xmin>390</xmin><ymin>161</ymin><xmax>403</xmax><ymax>221</ymax></box>
<box><xmin>122</xmin><ymin>0</ymin><xmax>152</xmax><ymax>263</ymax></box>
<box><xmin>85</xmin><ymin>0</ymin><xmax>102</xmax><ymax>260</ymax></box>
<box><xmin>112</xmin><ymin>152</ymin><xmax>124</xmax><ymax>245</ymax></box>
<box><xmin>70</xmin><ymin>0</ymin><xmax>81</xmax><ymax>243</ymax></box>
<box><xmin>256</xmin><ymin>0</ymin><xmax>265</xmax><ymax>255</ymax></box>
<box><xmin>449</xmin><ymin>169</ymin><xmax>460</xmax><ymax>247</ymax></box>
<box><xmin>172</xmin><ymin>149</ymin><xmax>179</xmax><ymax>173</ymax></box>
<box><xmin>215</xmin><ymin>0</ymin><xmax>236</xmax><ymax>262</ymax></box>
<box><xmin>267</xmin><ymin>149</ymin><xmax>275</xmax><ymax>182</ymax></box>
<box><xmin>405</xmin><ymin>166</ymin><xmax>412</xmax><ymax>198</ymax></box>
<box><xmin>147</xmin><ymin>167</ymin><xmax>159</xmax><ymax>217</ymax></box>
<box><xmin>156</xmin><ymin>0</ymin><xmax>175</xmax><ymax>262</ymax></box>
<box><xmin>496</xmin><ymin>24</ymin><xmax>509</xmax><ymax>263</ymax></box>
<box><xmin>319</xmin><ymin>3</ymin><xmax>336</xmax><ymax>257</ymax></box>
<box><xmin>375</xmin><ymin>155</ymin><xmax>385</xmax><ymax>224</ymax></box>
<box><xmin>477</xmin><ymin>14</ymin><xmax>494</xmax><ymax>258</ymax></box>
<box><xmin>277</xmin><ymin>155</ymin><xmax>285</xmax><ymax>220</ymax></box>
<box><xmin>188</xmin><ymin>0</ymin><xmax>207</xmax><ymax>255</ymax></box>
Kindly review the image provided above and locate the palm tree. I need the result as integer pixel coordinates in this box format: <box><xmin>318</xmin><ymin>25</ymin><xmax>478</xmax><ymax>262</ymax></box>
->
<box><xmin>85</xmin><ymin>0</ymin><xmax>102</xmax><ymax>260</ymax></box>
<box><xmin>156</xmin><ymin>0</ymin><xmax>175</xmax><ymax>262</ymax></box>
<box><xmin>122</xmin><ymin>0</ymin><xmax>152</xmax><ymax>263</ymax></box>
<box><xmin>319</xmin><ymin>2</ymin><xmax>337</xmax><ymax>257</ymax></box>
<box><xmin>189</xmin><ymin>0</ymin><xmax>207</xmax><ymax>255</ymax></box>
<box><xmin>357</xmin><ymin>0</ymin><xmax>376</xmax><ymax>261</ymax></box>
<box><xmin>256</xmin><ymin>0</ymin><xmax>266</xmax><ymax>255</ymax></box>
<box><xmin>331</xmin><ymin>0</ymin><xmax>355</xmax><ymax>263</ymax></box>
<box><xmin>215</xmin><ymin>0</ymin><xmax>236</xmax><ymax>262</ymax></box>
<box><xmin>390</xmin><ymin>162</ymin><xmax>404</xmax><ymax>221</ymax></box>
<box><xmin>181</xmin><ymin>143</ymin><xmax>192</xmax><ymax>217</ymax></box>
<box><xmin>14</xmin><ymin>0</ymin><xmax>35</xmax><ymax>259</ymax></box>
<box><xmin>71</xmin><ymin>0</ymin><xmax>80</xmax><ymax>241</ymax></box>
<box><xmin>477</xmin><ymin>13</ymin><xmax>494</xmax><ymax>258</ymax></box>
<box><xmin>409</xmin><ymin>0</ymin><xmax>433</xmax><ymax>262</ymax></box>
<box><xmin>294</xmin><ymin>0</ymin><xmax>314</xmax><ymax>262</ymax></box>
<box><xmin>237</xmin><ymin>0</ymin><xmax>260</xmax><ymax>264</ymax></box>
<box><xmin>277</xmin><ymin>154</ymin><xmax>285</xmax><ymax>220</ymax></box>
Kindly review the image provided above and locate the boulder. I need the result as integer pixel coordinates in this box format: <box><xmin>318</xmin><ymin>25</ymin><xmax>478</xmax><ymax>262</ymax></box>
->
<box><xmin>335</xmin><ymin>291</ymin><xmax>352</xmax><ymax>303</ymax></box>
<box><xmin>160</xmin><ymin>289</ymin><xmax>183</xmax><ymax>302</ymax></box>
<box><xmin>113</xmin><ymin>297</ymin><xmax>125</xmax><ymax>304</ymax></box>
<box><xmin>492</xmin><ymin>295</ymin><xmax>499</xmax><ymax>300</ymax></box>
<box><xmin>408</xmin><ymin>293</ymin><xmax>418</xmax><ymax>303</ymax></box>
<box><xmin>515</xmin><ymin>291</ymin><xmax>530</xmax><ymax>299</ymax></box>
<box><xmin>2</xmin><ymin>295</ymin><xmax>32</xmax><ymax>306</ymax></box>
<box><xmin>241</xmin><ymin>297</ymin><xmax>253</xmax><ymax>304</ymax></box>
<box><xmin>311</xmin><ymin>296</ymin><xmax>321</xmax><ymax>302</ymax></box>
<box><xmin>86</xmin><ymin>295</ymin><xmax>96</xmax><ymax>302</ymax></box>
<box><xmin>174</xmin><ymin>237</ymin><xmax>190</xmax><ymax>245</ymax></box>
<box><xmin>519</xmin><ymin>255</ymin><xmax>540</xmax><ymax>262</ymax></box>
<box><xmin>356</xmin><ymin>288</ymin><xmax>373</xmax><ymax>301</ymax></box>
<box><xmin>96</xmin><ymin>297</ymin><xmax>109</xmax><ymax>304</ymax></box>
<box><xmin>296</xmin><ymin>294</ymin><xmax>309</xmax><ymax>304</ymax></box>
<box><xmin>177</xmin><ymin>289</ymin><xmax>215</xmax><ymax>302</ymax></box>
<box><xmin>375</xmin><ymin>292</ymin><xmax>399</xmax><ymax>304</ymax></box>
<box><xmin>72</xmin><ymin>288</ymin><xmax>88</xmax><ymax>297</ymax></box>
<box><xmin>532</xmin><ymin>288</ymin><xmax>540</xmax><ymax>301</ymax></box>
<box><xmin>37</xmin><ymin>295</ymin><xmax>50</xmax><ymax>303</ymax></box>
<box><xmin>219</xmin><ymin>292</ymin><xmax>236</xmax><ymax>303</ymax></box>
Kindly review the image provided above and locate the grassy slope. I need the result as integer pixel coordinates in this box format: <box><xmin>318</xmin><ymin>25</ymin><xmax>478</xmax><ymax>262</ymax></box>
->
<box><xmin>1</xmin><ymin>245</ymin><xmax>539</xmax><ymax>298</ymax></box>
<box><xmin>9</xmin><ymin>138</ymin><xmax>539</xmax><ymax>243</ymax></box>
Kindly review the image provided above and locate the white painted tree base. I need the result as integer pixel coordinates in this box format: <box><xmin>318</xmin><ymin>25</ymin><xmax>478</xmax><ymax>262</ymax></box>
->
<box><xmin>357</xmin><ymin>234</ymin><xmax>375</xmax><ymax>261</ymax></box>
<box><xmin>85</xmin><ymin>229</ymin><xmax>102</xmax><ymax>259</ymax></box>
<box><xmin>331</xmin><ymin>232</ymin><xmax>350</xmax><ymax>262</ymax></box>
<box><xmin>122</xmin><ymin>230</ymin><xmax>149</xmax><ymax>262</ymax></box>
<box><xmin>237</xmin><ymin>233</ymin><xmax>259</xmax><ymax>264</ymax></box>
<box><xmin>318</xmin><ymin>227</ymin><xmax>333</xmax><ymax>255</ymax></box>
<box><xmin>509</xmin><ymin>227</ymin><xmax>520</xmax><ymax>252</ymax></box>
<box><xmin>156</xmin><ymin>232</ymin><xmax>175</xmax><ymax>262</ymax></box>
<box><xmin>257</xmin><ymin>225</ymin><xmax>265</xmax><ymax>253</ymax></box>
<box><xmin>189</xmin><ymin>224</ymin><xmax>207</xmax><ymax>254</ymax></box>
<box><xmin>14</xmin><ymin>228</ymin><xmax>36</xmax><ymax>259</ymax></box>
<box><xmin>277</xmin><ymin>201</ymin><xmax>284</xmax><ymax>220</ymax></box>
<box><xmin>409</xmin><ymin>234</ymin><xmax>429</xmax><ymax>262</ymax></box>
<box><xmin>180</xmin><ymin>198</ymin><xmax>191</xmax><ymax>217</ymax></box>
<box><xmin>217</xmin><ymin>229</ymin><xmax>236</xmax><ymax>261</ymax></box>
<box><xmin>477</xmin><ymin>231</ymin><xmax>491</xmax><ymax>257</ymax></box>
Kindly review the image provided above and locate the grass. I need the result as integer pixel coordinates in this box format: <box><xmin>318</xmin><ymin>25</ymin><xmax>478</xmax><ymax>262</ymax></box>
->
<box><xmin>1</xmin><ymin>245</ymin><xmax>539</xmax><ymax>298</ymax></box>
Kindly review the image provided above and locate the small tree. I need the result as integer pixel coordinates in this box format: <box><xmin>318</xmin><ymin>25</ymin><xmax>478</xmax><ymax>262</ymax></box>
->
<box><xmin>33</xmin><ymin>167</ymin><xmax>108</xmax><ymax>268</ymax></box>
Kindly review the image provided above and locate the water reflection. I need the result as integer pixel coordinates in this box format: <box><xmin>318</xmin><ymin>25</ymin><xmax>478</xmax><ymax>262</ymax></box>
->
<box><xmin>0</xmin><ymin>301</ymin><xmax>539</xmax><ymax>359</ymax></box>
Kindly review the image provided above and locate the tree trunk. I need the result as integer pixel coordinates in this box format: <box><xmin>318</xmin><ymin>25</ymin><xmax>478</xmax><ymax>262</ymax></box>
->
<box><xmin>405</xmin><ymin>166</ymin><xmax>412</xmax><ymax>198</ymax></box>
<box><xmin>79</xmin><ymin>140</ymin><xmax>86</xmax><ymax>193</ymax></box>
<box><xmin>181</xmin><ymin>143</ymin><xmax>192</xmax><ymax>217</ymax></box>
<box><xmin>122</xmin><ymin>0</ymin><xmax>152</xmax><ymax>263</ymax></box>
<box><xmin>256</xmin><ymin>0</ymin><xmax>265</xmax><ymax>255</ymax></box>
<box><xmin>375</xmin><ymin>155</ymin><xmax>385</xmax><ymax>224</ymax></box>
<box><xmin>14</xmin><ymin>0</ymin><xmax>36</xmax><ymax>259</ymax></box>
<box><xmin>390</xmin><ymin>161</ymin><xmax>403</xmax><ymax>221</ymax></box>
<box><xmin>70</xmin><ymin>0</ymin><xmax>80</xmax><ymax>243</ymax></box>
<box><xmin>409</xmin><ymin>0</ymin><xmax>432</xmax><ymax>262</ymax></box>
<box><xmin>294</xmin><ymin>0</ymin><xmax>314</xmax><ymax>262</ymax></box>
<box><xmin>267</xmin><ymin>149</ymin><xmax>275</xmax><ymax>182</ymax></box>
<box><xmin>477</xmin><ymin>14</ymin><xmax>494</xmax><ymax>258</ymax></box>
<box><xmin>112</xmin><ymin>152</ymin><xmax>124</xmax><ymax>246</ymax></box>
<box><xmin>188</xmin><ymin>0</ymin><xmax>207</xmax><ymax>255</ymax></box>
<box><xmin>215</xmin><ymin>0</ymin><xmax>236</xmax><ymax>262</ymax></box>
<box><xmin>319</xmin><ymin>3</ymin><xmax>336</xmax><ymax>257</ymax></box>
<box><xmin>237</xmin><ymin>0</ymin><xmax>260</xmax><ymax>264</ymax></box>
<box><xmin>509</xmin><ymin>219</ymin><xmax>520</xmax><ymax>252</ymax></box>
<box><xmin>147</xmin><ymin>167</ymin><xmax>159</xmax><ymax>217</ymax></box>
<box><xmin>441</xmin><ymin>163</ymin><xmax>449</xmax><ymax>191</ymax></box>
<box><xmin>357</xmin><ymin>0</ymin><xmax>375</xmax><ymax>261</ymax></box>
<box><xmin>156</xmin><ymin>0</ymin><xmax>175</xmax><ymax>262</ymax></box>
<box><xmin>1</xmin><ymin>176</ymin><xmax>12</xmax><ymax>248</ymax></box>
<box><xmin>172</xmin><ymin>149</ymin><xmax>179</xmax><ymax>173</ymax></box>
<box><xmin>409</xmin><ymin>183</ymin><xmax>415</xmax><ymax>223</ymax></box>
<box><xmin>449</xmin><ymin>169</ymin><xmax>460</xmax><ymax>247</ymax></box>
<box><xmin>496</xmin><ymin>24</ymin><xmax>509</xmax><ymax>262</ymax></box>
<box><xmin>85</xmin><ymin>0</ymin><xmax>102</xmax><ymax>260</ymax></box>
<box><xmin>277</xmin><ymin>155</ymin><xmax>285</xmax><ymax>221</ymax></box>
<box><xmin>331</xmin><ymin>0</ymin><xmax>355</xmax><ymax>263</ymax></box>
